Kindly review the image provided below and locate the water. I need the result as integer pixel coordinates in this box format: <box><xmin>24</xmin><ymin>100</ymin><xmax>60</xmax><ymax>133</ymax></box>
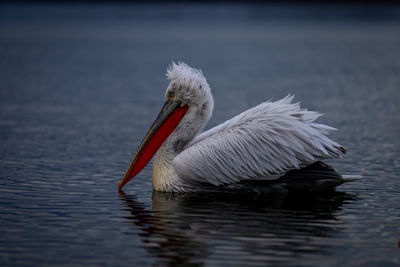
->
<box><xmin>1</xmin><ymin>3</ymin><xmax>400</xmax><ymax>266</ymax></box>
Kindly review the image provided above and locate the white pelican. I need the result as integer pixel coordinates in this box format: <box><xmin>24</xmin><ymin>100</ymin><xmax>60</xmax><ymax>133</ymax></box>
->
<box><xmin>119</xmin><ymin>62</ymin><xmax>351</xmax><ymax>193</ymax></box>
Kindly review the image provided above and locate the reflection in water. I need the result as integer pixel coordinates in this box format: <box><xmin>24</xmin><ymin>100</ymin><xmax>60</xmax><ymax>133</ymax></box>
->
<box><xmin>119</xmin><ymin>191</ymin><xmax>355</xmax><ymax>266</ymax></box>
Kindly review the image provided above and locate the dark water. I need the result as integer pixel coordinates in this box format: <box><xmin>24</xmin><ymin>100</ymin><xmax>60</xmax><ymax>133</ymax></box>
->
<box><xmin>1</xmin><ymin>3</ymin><xmax>400</xmax><ymax>266</ymax></box>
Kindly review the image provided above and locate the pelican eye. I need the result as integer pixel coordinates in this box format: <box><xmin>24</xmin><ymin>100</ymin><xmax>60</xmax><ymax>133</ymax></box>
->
<box><xmin>168</xmin><ymin>91</ymin><xmax>175</xmax><ymax>99</ymax></box>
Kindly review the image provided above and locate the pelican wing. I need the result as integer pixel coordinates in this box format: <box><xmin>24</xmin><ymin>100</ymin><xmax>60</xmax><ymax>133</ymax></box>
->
<box><xmin>173</xmin><ymin>95</ymin><xmax>345</xmax><ymax>186</ymax></box>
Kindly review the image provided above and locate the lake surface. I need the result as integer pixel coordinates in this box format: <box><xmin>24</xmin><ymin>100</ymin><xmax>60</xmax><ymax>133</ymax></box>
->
<box><xmin>1</xmin><ymin>3</ymin><xmax>400</xmax><ymax>266</ymax></box>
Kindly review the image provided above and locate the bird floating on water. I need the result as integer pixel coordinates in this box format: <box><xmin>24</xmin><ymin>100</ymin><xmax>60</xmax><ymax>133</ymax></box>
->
<box><xmin>119</xmin><ymin>62</ymin><xmax>354</xmax><ymax>193</ymax></box>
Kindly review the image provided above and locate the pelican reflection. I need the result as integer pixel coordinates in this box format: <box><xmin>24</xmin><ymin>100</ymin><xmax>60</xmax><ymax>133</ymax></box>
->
<box><xmin>119</xmin><ymin>191</ymin><xmax>355</xmax><ymax>266</ymax></box>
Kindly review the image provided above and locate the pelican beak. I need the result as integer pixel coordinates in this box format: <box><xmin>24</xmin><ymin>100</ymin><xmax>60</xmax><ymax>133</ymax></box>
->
<box><xmin>118</xmin><ymin>100</ymin><xmax>189</xmax><ymax>190</ymax></box>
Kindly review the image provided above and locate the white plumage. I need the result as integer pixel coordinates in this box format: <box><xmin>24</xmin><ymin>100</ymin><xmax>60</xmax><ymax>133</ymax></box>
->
<box><xmin>120</xmin><ymin>62</ymin><xmax>346</xmax><ymax>193</ymax></box>
<box><xmin>174</xmin><ymin>95</ymin><xmax>345</xmax><ymax>188</ymax></box>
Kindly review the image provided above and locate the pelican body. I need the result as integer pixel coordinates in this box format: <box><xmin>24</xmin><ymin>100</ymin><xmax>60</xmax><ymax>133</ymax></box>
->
<box><xmin>119</xmin><ymin>63</ymin><xmax>348</xmax><ymax>193</ymax></box>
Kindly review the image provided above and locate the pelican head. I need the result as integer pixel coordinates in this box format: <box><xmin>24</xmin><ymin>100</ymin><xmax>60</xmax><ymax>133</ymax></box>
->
<box><xmin>165</xmin><ymin>62</ymin><xmax>213</xmax><ymax>109</ymax></box>
<box><xmin>119</xmin><ymin>62</ymin><xmax>214</xmax><ymax>190</ymax></box>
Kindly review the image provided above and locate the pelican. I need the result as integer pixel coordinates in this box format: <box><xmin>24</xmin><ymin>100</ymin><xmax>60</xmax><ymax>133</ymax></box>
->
<box><xmin>119</xmin><ymin>62</ymin><xmax>352</xmax><ymax>193</ymax></box>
